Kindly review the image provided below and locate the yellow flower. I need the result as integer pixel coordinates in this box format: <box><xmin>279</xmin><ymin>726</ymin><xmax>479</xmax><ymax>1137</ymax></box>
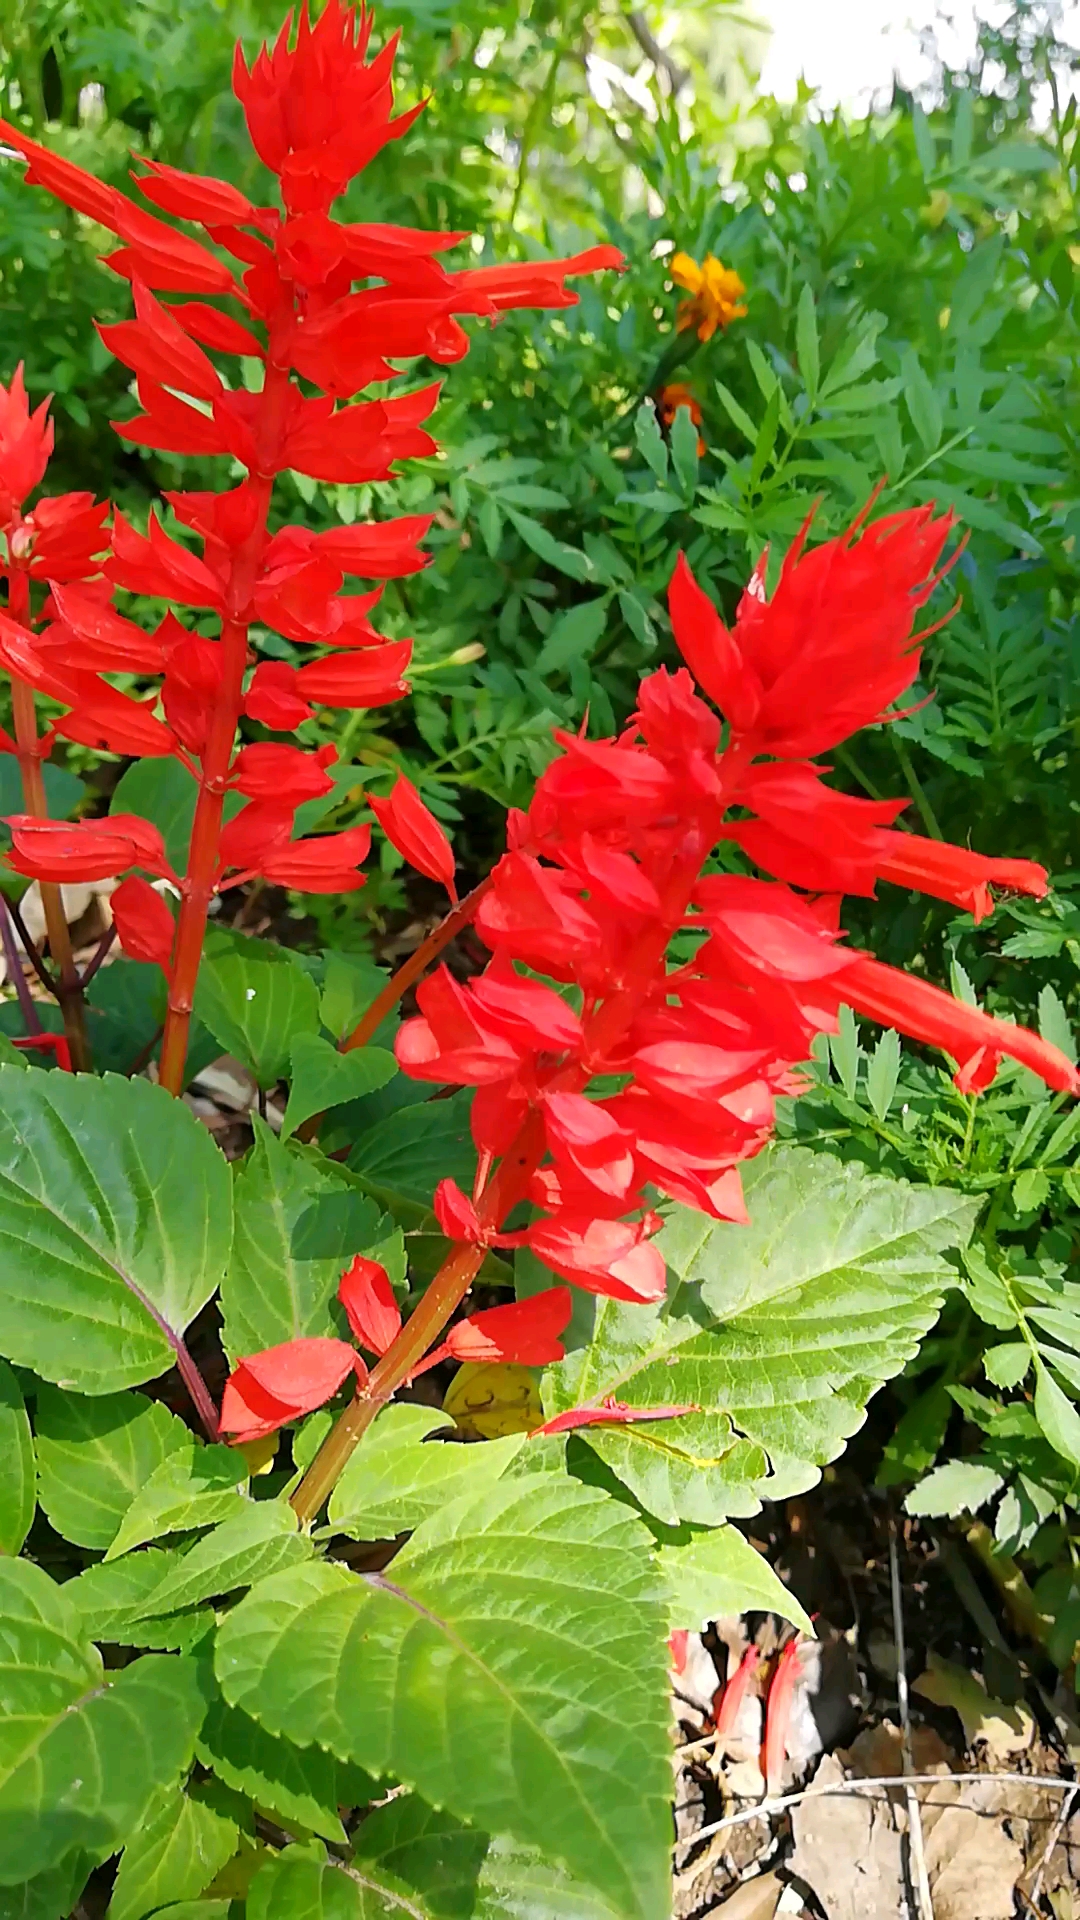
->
<box><xmin>670</xmin><ymin>251</ymin><xmax>747</xmax><ymax>342</ymax></box>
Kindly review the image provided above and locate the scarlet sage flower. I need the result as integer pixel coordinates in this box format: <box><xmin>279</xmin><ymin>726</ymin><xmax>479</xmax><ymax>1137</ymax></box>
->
<box><xmin>220</xmin><ymin>1337</ymin><xmax>367</xmax><ymax>1443</ymax></box>
<box><xmin>393</xmin><ymin>499</ymin><xmax>1077</xmax><ymax>1314</ymax></box>
<box><xmin>0</xmin><ymin>3</ymin><xmax>623</xmax><ymax>1091</ymax></box>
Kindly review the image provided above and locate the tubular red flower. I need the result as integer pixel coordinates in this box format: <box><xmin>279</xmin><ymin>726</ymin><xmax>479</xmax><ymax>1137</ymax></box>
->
<box><xmin>441</xmin><ymin>1287</ymin><xmax>572</xmax><ymax>1366</ymax></box>
<box><xmin>368</xmin><ymin>773</ymin><xmax>457</xmax><ymax>901</ymax></box>
<box><xmin>220</xmin><ymin>1336</ymin><xmax>366</xmax><ymax>1441</ymax></box>
<box><xmin>338</xmin><ymin>1255</ymin><xmax>402</xmax><ymax>1354</ymax></box>
<box><xmin>872</xmin><ymin>831</ymin><xmax>1048</xmax><ymax>923</ymax></box>
<box><xmin>843</xmin><ymin>954</ymin><xmax>1080</xmax><ymax>1094</ymax></box>
<box><xmin>111</xmin><ymin>876</ymin><xmax>176</xmax><ymax>971</ymax></box>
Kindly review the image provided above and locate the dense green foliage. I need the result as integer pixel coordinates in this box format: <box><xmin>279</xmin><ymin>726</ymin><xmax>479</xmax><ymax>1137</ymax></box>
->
<box><xmin>3</xmin><ymin>1</ymin><xmax>1080</xmax><ymax>1912</ymax></box>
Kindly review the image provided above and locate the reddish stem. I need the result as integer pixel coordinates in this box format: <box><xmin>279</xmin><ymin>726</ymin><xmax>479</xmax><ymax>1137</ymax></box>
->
<box><xmin>341</xmin><ymin>873</ymin><xmax>493</xmax><ymax>1054</ymax></box>
<box><xmin>5</xmin><ymin>560</ymin><xmax>90</xmax><ymax>1070</ymax></box>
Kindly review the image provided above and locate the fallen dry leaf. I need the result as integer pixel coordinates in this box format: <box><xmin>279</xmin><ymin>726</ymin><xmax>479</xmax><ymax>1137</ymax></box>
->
<box><xmin>714</xmin><ymin>1870</ymin><xmax>784</xmax><ymax>1919</ymax></box>
<box><xmin>442</xmin><ymin>1361</ymin><xmax>543</xmax><ymax>1439</ymax></box>
<box><xmin>789</xmin><ymin>1753</ymin><xmax>905</xmax><ymax>1919</ymax></box>
<box><xmin>913</xmin><ymin>1652</ymin><xmax>1034</xmax><ymax>1761</ymax></box>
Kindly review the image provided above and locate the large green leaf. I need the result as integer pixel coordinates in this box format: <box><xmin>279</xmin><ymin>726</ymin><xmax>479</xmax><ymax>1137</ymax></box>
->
<box><xmin>247</xmin><ymin>1846</ymin><xmax>425</xmax><ymax>1920</ymax></box>
<box><xmin>195</xmin><ymin>947</ymin><xmax>320</xmax><ymax>1088</ymax></box>
<box><xmin>35</xmin><ymin>1386</ymin><xmax>189</xmax><ymax>1551</ymax></box>
<box><xmin>657</xmin><ymin>1526</ymin><xmax>812</xmax><ymax>1635</ymax></box>
<box><xmin>544</xmin><ymin>1148</ymin><xmax>978</xmax><ymax>1523</ymax></box>
<box><xmin>107</xmin><ymin>1786</ymin><xmax>239</xmax><ymax>1920</ymax></box>
<box><xmin>106</xmin><ymin>1440</ymin><xmax>249</xmax><ymax>1560</ymax></box>
<box><xmin>222</xmin><ymin>1125</ymin><xmax>398</xmax><ymax>1364</ymax></box>
<box><xmin>327</xmin><ymin>1407</ymin><xmax>524</xmax><ymax>1540</ymax></box>
<box><xmin>281</xmin><ymin>1035</ymin><xmax>398</xmax><ymax>1141</ymax></box>
<box><xmin>66</xmin><ymin>1549</ymin><xmax>214</xmax><ymax>1655</ymax></box>
<box><xmin>0</xmin><ymin>1071</ymin><xmax>232</xmax><ymax>1394</ymax></box>
<box><xmin>215</xmin><ymin>1478</ymin><xmax>672</xmax><ymax>1920</ymax></box>
<box><xmin>109</xmin><ymin>760</ymin><xmax>241</xmax><ymax>879</ymax></box>
<box><xmin>196</xmin><ymin>1689</ymin><xmax>373</xmax><ymax>1845</ymax></box>
<box><xmin>348</xmin><ymin>1092</ymin><xmax>476</xmax><ymax>1208</ymax></box>
<box><xmin>0</xmin><ymin>1561</ymin><xmax>207</xmax><ymax>1887</ymax></box>
<box><xmin>0</xmin><ymin>1360</ymin><xmax>34</xmax><ymax>1555</ymax></box>
<box><xmin>0</xmin><ymin>760</ymin><xmax>84</xmax><ymax>834</ymax></box>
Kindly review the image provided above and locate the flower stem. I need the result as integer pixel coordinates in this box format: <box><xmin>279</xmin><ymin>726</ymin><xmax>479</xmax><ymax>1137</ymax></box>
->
<box><xmin>0</xmin><ymin>890</ymin><xmax>43</xmax><ymax>1035</ymax></box>
<box><xmin>341</xmin><ymin>872</ymin><xmax>493</xmax><ymax>1054</ymax></box>
<box><xmin>5</xmin><ymin>566</ymin><xmax>89</xmax><ymax>1069</ymax></box>
<box><xmin>290</xmin><ymin>1107</ymin><xmax>546</xmax><ymax>1525</ymax></box>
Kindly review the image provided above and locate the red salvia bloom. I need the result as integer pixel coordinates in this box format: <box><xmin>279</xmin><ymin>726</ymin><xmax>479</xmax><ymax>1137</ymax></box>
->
<box><xmin>338</xmin><ymin>1255</ymin><xmax>402</xmax><ymax>1354</ymax></box>
<box><xmin>220</xmin><ymin>1336</ymin><xmax>367</xmax><ymax>1442</ymax></box>
<box><xmin>0</xmin><ymin>5</ymin><xmax>622</xmax><ymax>1073</ymax></box>
<box><xmin>393</xmin><ymin>502</ymin><xmax>1077</xmax><ymax>1314</ymax></box>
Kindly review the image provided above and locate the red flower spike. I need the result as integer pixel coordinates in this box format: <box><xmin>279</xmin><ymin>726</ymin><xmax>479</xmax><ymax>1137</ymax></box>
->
<box><xmin>338</xmin><ymin>1255</ymin><xmax>402</xmax><ymax>1355</ymax></box>
<box><xmin>369</xmin><ymin>773</ymin><xmax>457</xmax><ymax>902</ymax></box>
<box><xmin>111</xmin><ymin>876</ymin><xmax>175</xmax><ymax>972</ymax></box>
<box><xmin>763</xmin><ymin>1637</ymin><xmax>803</xmax><ymax>1798</ymax></box>
<box><xmin>534</xmin><ymin>1397</ymin><xmax>700</xmax><ymax>1437</ymax></box>
<box><xmin>0</xmin><ymin>364</ymin><xmax>53</xmax><ymax>514</ymax></box>
<box><xmin>713</xmin><ymin>1644</ymin><xmax>761</xmax><ymax>1751</ymax></box>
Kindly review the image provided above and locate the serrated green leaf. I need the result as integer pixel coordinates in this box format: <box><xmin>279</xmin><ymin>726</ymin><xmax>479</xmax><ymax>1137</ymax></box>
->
<box><xmin>318</xmin><ymin>953</ymin><xmax>391</xmax><ymax>1047</ymax></box>
<box><xmin>106</xmin><ymin>1441</ymin><xmax>249</xmax><ymax>1561</ymax></box>
<box><xmin>108</xmin><ymin>1787</ymin><xmax>238</xmax><ymax>1920</ymax></box>
<box><xmin>327</xmin><ymin>1406</ymin><xmax>523</xmax><ymax>1539</ymax></box>
<box><xmin>353</xmin><ymin>1796</ymin><xmax>626</xmax><ymax>1920</ymax></box>
<box><xmin>904</xmin><ymin>1459</ymin><xmax>1004</xmax><ymax>1517</ymax></box>
<box><xmin>196</xmin><ymin>1689</ymin><xmax>372</xmax><ymax>1845</ymax></box>
<box><xmin>865</xmin><ymin>1028</ymin><xmax>902</xmax><ymax>1122</ymax></box>
<box><xmin>67</xmin><ymin>1547</ymin><xmax>210</xmax><ymax>1651</ymax></box>
<box><xmin>633</xmin><ymin>401</ymin><xmax>668</xmax><ymax>482</ymax></box>
<box><xmin>504</xmin><ymin>512</ymin><xmax>592</xmax><ymax>582</ymax></box>
<box><xmin>713</xmin><ymin>381</ymin><xmax>757</xmax><ymax>444</ymax></box>
<box><xmin>984</xmin><ymin>1342</ymin><xmax>1031</xmax><ymax>1390</ymax></box>
<box><xmin>348</xmin><ymin>1092</ymin><xmax>476</xmax><ymax>1210</ymax></box>
<box><xmin>132</xmin><ymin>1499</ymin><xmax>310</xmax><ymax>1618</ymax></box>
<box><xmin>1034</xmin><ymin>1359</ymin><xmax>1080</xmax><ymax>1467</ymax></box>
<box><xmin>0</xmin><ymin>1071</ymin><xmax>232</xmax><ymax>1395</ymax></box>
<box><xmin>0</xmin><ymin>1560</ymin><xmax>207</xmax><ymax>1887</ymax></box>
<box><xmin>901</xmin><ymin>348</ymin><xmax>942</xmax><ymax>452</ymax></box>
<box><xmin>657</xmin><ymin>1525</ymin><xmax>812</xmax><ymax>1635</ymax></box>
<box><xmin>544</xmin><ymin>1148</ymin><xmax>977</xmax><ymax>1522</ymax></box>
<box><xmin>196</xmin><ymin>947</ymin><xmax>321</xmax><ymax>1088</ymax></box>
<box><xmin>669</xmin><ymin>403</ymin><xmax>700</xmax><ymax>496</ymax></box>
<box><xmin>282</xmin><ymin>1036</ymin><xmax>398</xmax><ymax>1141</ymax></box>
<box><xmin>535</xmin><ymin>598</ymin><xmax>608</xmax><ymax>677</ymax></box>
<box><xmin>829</xmin><ymin>1003</ymin><xmax>861</xmax><ymax>1098</ymax></box>
<box><xmin>0</xmin><ymin>1360</ymin><xmax>33</xmax><ymax>1554</ymax></box>
<box><xmin>247</xmin><ymin>1847</ymin><xmax>424</xmax><ymax>1920</ymax></box>
<box><xmin>795</xmin><ymin>284</ymin><xmax>819</xmax><ymax>405</ymax></box>
<box><xmin>1014</xmin><ymin>1169</ymin><xmax>1050</xmax><ymax>1213</ymax></box>
<box><xmin>216</xmin><ymin>1478</ymin><xmax>672</xmax><ymax>1920</ymax></box>
<box><xmin>1038</xmin><ymin>985</ymin><xmax>1077</xmax><ymax>1064</ymax></box>
<box><xmin>35</xmin><ymin>1386</ymin><xmax>189</xmax><ymax>1552</ymax></box>
<box><xmin>222</xmin><ymin>1124</ymin><xmax>390</xmax><ymax>1364</ymax></box>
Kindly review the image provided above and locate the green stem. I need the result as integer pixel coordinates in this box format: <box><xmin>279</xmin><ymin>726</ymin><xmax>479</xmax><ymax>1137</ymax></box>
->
<box><xmin>890</xmin><ymin>731</ymin><xmax>943</xmax><ymax>840</ymax></box>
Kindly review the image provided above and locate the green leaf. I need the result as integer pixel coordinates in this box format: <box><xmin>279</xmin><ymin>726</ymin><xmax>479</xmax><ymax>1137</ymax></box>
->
<box><xmin>714</xmin><ymin>381</ymin><xmax>757</xmax><ymax>444</ymax></box>
<box><xmin>247</xmin><ymin>1847</ymin><xmax>425</xmax><ymax>1920</ymax></box>
<box><xmin>0</xmin><ymin>1035</ymin><xmax>29</xmax><ymax>1072</ymax></box>
<box><xmin>131</xmin><ymin>1500</ymin><xmax>311</xmax><ymax>1619</ymax></box>
<box><xmin>865</xmin><ymin>1028</ymin><xmax>902</xmax><ymax>1123</ymax></box>
<box><xmin>535</xmin><ymin>598</ymin><xmax>608</xmax><ymax>677</ymax></box>
<box><xmin>911</xmin><ymin>102</ymin><xmax>937</xmax><ymax>179</ymax></box>
<box><xmin>110</xmin><ymin>760</ymin><xmax>240</xmax><ymax>879</ymax></box>
<box><xmin>348</xmin><ymin>1092</ymin><xmax>476</xmax><ymax>1209</ymax></box>
<box><xmin>1038</xmin><ymin>985</ymin><xmax>1077</xmax><ymax>1064</ymax></box>
<box><xmin>327</xmin><ymin>1406</ymin><xmax>524</xmax><ymax>1539</ymax></box>
<box><xmin>545</xmin><ymin>1147</ymin><xmax>977</xmax><ymax>1523</ymax></box>
<box><xmin>829</xmin><ymin>1003</ymin><xmax>861</xmax><ymax>1098</ymax></box>
<box><xmin>354</xmin><ymin>1797</ymin><xmax>626</xmax><ymax>1920</ymax></box>
<box><xmin>66</xmin><ymin>1547</ymin><xmax>213</xmax><ymax>1653</ymax></box>
<box><xmin>0</xmin><ymin>759</ymin><xmax>84</xmax><ymax>835</ymax></box>
<box><xmin>106</xmin><ymin>1440</ymin><xmax>249</xmax><ymax>1561</ymax></box>
<box><xmin>282</xmin><ymin>1035</ymin><xmax>398</xmax><ymax>1141</ymax></box>
<box><xmin>904</xmin><ymin>1459</ymin><xmax>1004</xmax><ymax>1517</ymax></box>
<box><xmin>35</xmin><ymin>1386</ymin><xmax>189</xmax><ymax>1551</ymax></box>
<box><xmin>319</xmin><ymin>953</ymin><xmax>391</xmax><ymax>1045</ymax></box>
<box><xmin>108</xmin><ymin>1787</ymin><xmax>239</xmax><ymax>1920</ymax></box>
<box><xmin>1014</xmin><ymin>1168</ymin><xmax>1050</xmax><ymax>1213</ymax></box>
<box><xmin>0</xmin><ymin>1359</ymin><xmax>34</xmax><ymax>1554</ymax></box>
<box><xmin>795</xmin><ymin>284</ymin><xmax>819</xmax><ymax>405</ymax></box>
<box><xmin>196</xmin><ymin>1689</ymin><xmax>372</xmax><ymax>1845</ymax></box>
<box><xmin>504</xmin><ymin>512</ymin><xmax>592</xmax><ymax>582</ymax></box>
<box><xmin>0</xmin><ymin>1560</ymin><xmax>207</xmax><ymax>1888</ymax></box>
<box><xmin>223</xmin><ymin>1125</ymin><xmax>393</xmax><ymax>1364</ymax></box>
<box><xmin>657</xmin><ymin>1525</ymin><xmax>812</xmax><ymax>1635</ymax></box>
<box><xmin>195</xmin><ymin>946</ymin><xmax>321</xmax><ymax>1088</ymax></box>
<box><xmin>984</xmin><ymin>1342</ymin><xmax>1031</xmax><ymax>1390</ymax></box>
<box><xmin>633</xmin><ymin>401</ymin><xmax>668</xmax><ymax>483</ymax></box>
<box><xmin>1034</xmin><ymin>1359</ymin><xmax>1080</xmax><ymax>1467</ymax></box>
<box><xmin>0</xmin><ymin>1070</ymin><xmax>232</xmax><ymax>1394</ymax></box>
<box><xmin>901</xmin><ymin>348</ymin><xmax>942</xmax><ymax>453</ymax></box>
<box><xmin>669</xmin><ymin>403</ymin><xmax>700</xmax><ymax>496</ymax></box>
<box><xmin>876</xmin><ymin>1380</ymin><xmax>952</xmax><ymax>1486</ymax></box>
<box><xmin>216</xmin><ymin>1478</ymin><xmax>672</xmax><ymax>1920</ymax></box>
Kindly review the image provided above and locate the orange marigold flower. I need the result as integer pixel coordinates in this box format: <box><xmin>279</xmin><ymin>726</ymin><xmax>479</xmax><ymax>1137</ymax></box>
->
<box><xmin>657</xmin><ymin>383</ymin><xmax>705</xmax><ymax>455</ymax></box>
<box><xmin>670</xmin><ymin>251</ymin><xmax>747</xmax><ymax>342</ymax></box>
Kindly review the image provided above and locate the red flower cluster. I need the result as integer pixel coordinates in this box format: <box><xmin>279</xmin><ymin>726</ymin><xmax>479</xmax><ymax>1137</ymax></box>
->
<box><xmin>219</xmin><ymin>1254</ymin><xmax>573</xmax><ymax>1440</ymax></box>
<box><xmin>393</xmin><ymin>504</ymin><xmax>1078</xmax><ymax>1306</ymax></box>
<box><xmin>0</xmin><ymin>1</ymin><xmax>621</xmax><ymax>1078</ymax></box>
